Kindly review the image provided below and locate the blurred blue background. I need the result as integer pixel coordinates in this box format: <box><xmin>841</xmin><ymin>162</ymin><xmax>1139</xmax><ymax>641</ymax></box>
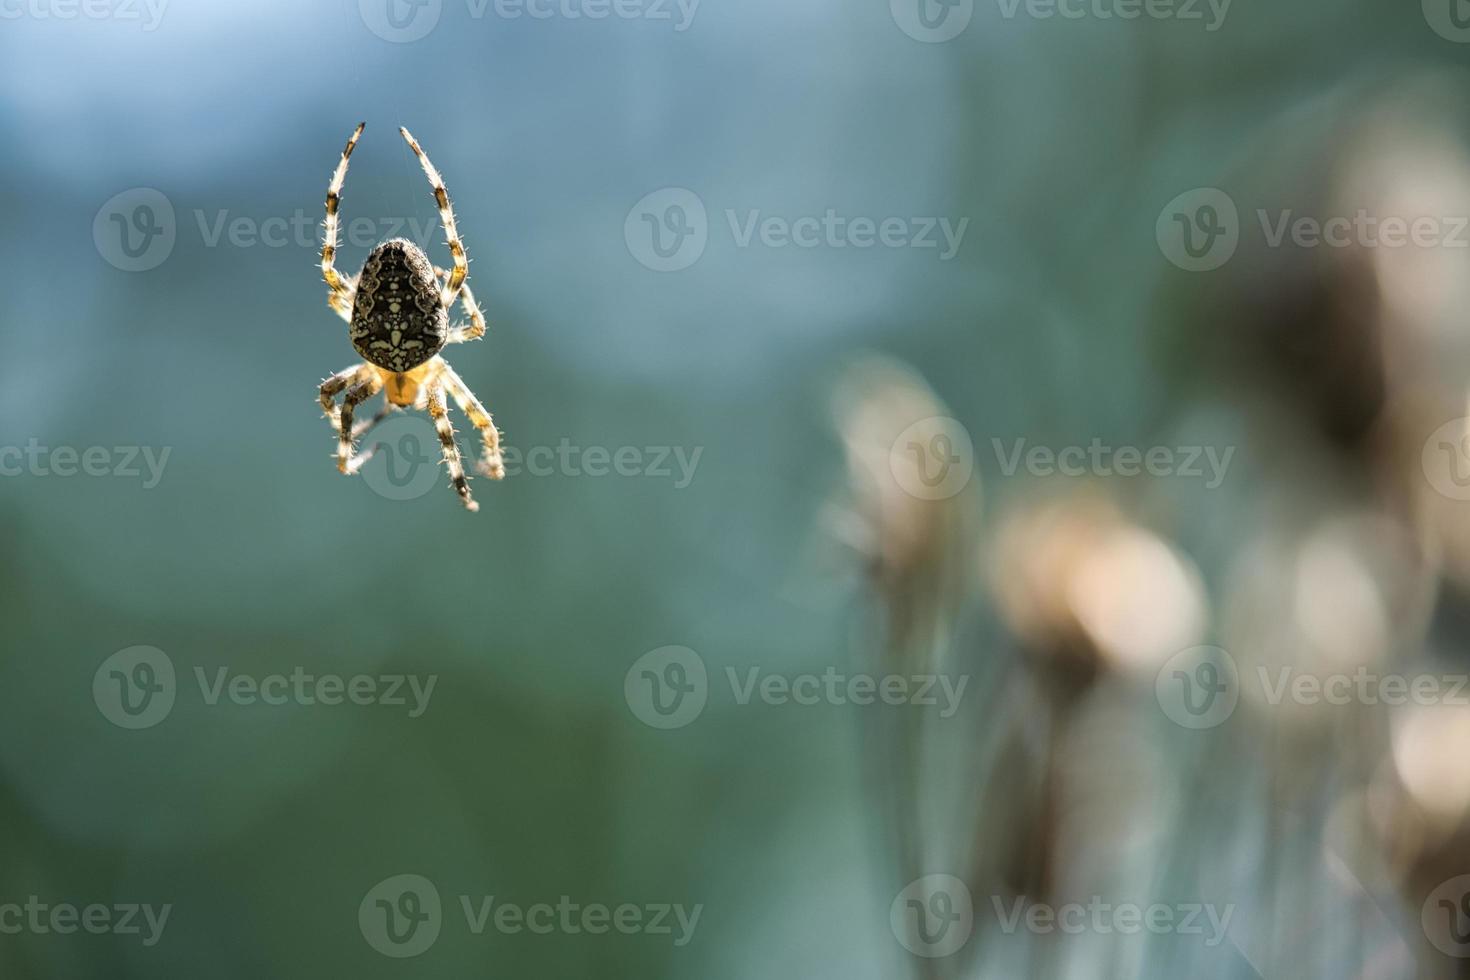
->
<box><xmin>4</xmin><ymin>0</ymin><xmax>1470</xmax><ymax>977</ymax></box>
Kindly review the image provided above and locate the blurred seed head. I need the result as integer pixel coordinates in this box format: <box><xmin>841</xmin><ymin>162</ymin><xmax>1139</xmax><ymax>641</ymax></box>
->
<box><xmin>833</xmin><ymin>355</ymin><xmax>979</xmax><ymax>651</ymax></box>
<box><xmin>1223</xmin><ymin>509</ymin><xmax>1432</xmax><ymax>729</ymax></box>
<box><xmin>1159</xmin><ymin>71</ymin><xmax>1470</xmax><ymax>467</ymax></box>
<box><xmin>988</xmin><ymin>488</ymin><xmax>1207</xmax><ymax>711</ymax></box>
<box><xmin>1372</xmin><ymin>703</ymin><xmax>1470</xmax><ymax>958</ymax></box>
<box><xmin>1392</xmin><ymin>704</ymin><xmax>1470</xmax><ymax>834</ymax></box>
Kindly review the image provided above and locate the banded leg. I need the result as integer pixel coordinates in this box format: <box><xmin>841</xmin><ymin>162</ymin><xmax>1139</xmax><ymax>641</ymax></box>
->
<box><xmin>327</xmin><ymin>272</ymin><xmax>357</xmax><ymax>321</ymax></box>
<box><xmin>434</xmin><ymin>266</ymin><xmax>487</xmax><ymax>344</ymax></box>
<box><xmin>400</xmin><ymin>128</ymin><xmax>468</xmax><ymax>308</ymax></box>
<box><xmin>338</xmin><ymin>372</ymin><xmax>385</xmax><ymax>475</ymax></box>
<box><xmin>322</xmin><ymin>122</ymin><xmax>365</xmax><ymax>319</ymax></box>
<box><xmin>320</xmin><ymin>363</ymin><xmax>369</xmax><ymax>431</ymax></box>
<box><xmin>427</xmin><ymin>380</ymin><xmax>478</xmax><ymax>512</ymax></box>
<box><xmin>439</xmin><ymin>361</ymin><xmax>504</xmax><ymax>480</ymax></box>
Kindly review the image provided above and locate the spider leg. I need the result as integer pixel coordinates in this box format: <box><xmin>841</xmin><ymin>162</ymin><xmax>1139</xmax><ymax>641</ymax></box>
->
<box><xmin>327</xmin><ymin>272</ymin><xmax>358</xmax><ymax>323</ymax></box>
<box><xmin>400</xmin><ymin>128</ymin><xmax>468</xmax><ymax>308</ymax></box>
<box><xmin>426</xmin><ymin>376</ymin><xmax>478</xmax><ymax>512</ymax></box>
<box><xmin>438</xmin><ymin>360</ymin><xmax>505</xmax><ymax>480</ymax></box>
<box><xmin>319</xmin><ymin>363</ymin><xmax>369</xmax><ymax>431</ymax></box>
<box><xmin>429</xmin><ymin>268</ymin><xmax>488</xmax><ymax>345</ymax></box>
<box><xmin>337</xmin><ymin>372</ymin><xmax>385</xmax><ymax>475</ymax></box>
<box><xmin>434</xmin><ymin>266</ymin><xmax>487</xmax><ymax>344</ymax></box>
<box><xmin>322</xmin><ymin>122</ymin><xmax>365</xmax><ymax>319</ymax></box>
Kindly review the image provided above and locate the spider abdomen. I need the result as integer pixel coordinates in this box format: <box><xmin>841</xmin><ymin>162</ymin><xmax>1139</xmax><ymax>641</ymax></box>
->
<box><xmin>349</xmin><ymin>238</ymin><xmax>448</xmax><ymax>372</ymax></box>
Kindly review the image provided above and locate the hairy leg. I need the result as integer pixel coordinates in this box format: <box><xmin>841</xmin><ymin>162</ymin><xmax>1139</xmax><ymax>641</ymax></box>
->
<box><xmin>337</xmin><ymin>372</ymin><xmax>385</xmax><ymax>475</ymax></box>
<box><xmin>434</xmin><ymin>265</ymin><xmax>487</xmax><ymax>344</ymax></box>
<box><xmin>438</xmin><ymin>360</ymin><xmax>504</xmax><ymax>480</ymax></box>
<box><xmin>322</xmin><ymin>122</ymin><xmax>365</xmax><ymax>319</ymax></box>
<box><xmin>427</xmin><ymin>378</ymin><xmax>478</xmax><ymax>511</ymax></box>
<box><xmin>400</xmin><ymin>128</ymin><xmax>468</xmax><ymax>308</ymax></box>
<box><xmin>319</xmin><ymin>363</ymin><xmax>369</xmax><ymax>431</ymax></box>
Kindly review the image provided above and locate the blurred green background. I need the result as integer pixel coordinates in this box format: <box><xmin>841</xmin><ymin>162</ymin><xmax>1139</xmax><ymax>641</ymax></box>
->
<box><xmin>3</xmin><ymin>0</ymin><xmax>1470</xmax><ymax>977</ymax></box>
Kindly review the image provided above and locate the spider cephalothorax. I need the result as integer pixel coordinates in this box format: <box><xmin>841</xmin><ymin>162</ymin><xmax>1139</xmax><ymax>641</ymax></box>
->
<box><xmin>316</xmin><ymin>123</ymin><xmax>505</xmax><ymax>513</ymax></box>
<box><xmin>350</xmin><ymin>238</ymin><xmax>448</xmax><ymax>372</ymax></box>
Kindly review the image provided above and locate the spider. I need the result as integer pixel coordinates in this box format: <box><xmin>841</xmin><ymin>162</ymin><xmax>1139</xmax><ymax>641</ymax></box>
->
<box><xmin>317</xmin><ymin>123</ymin><xmax>505</xmax><ymax>513</ymax></box>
